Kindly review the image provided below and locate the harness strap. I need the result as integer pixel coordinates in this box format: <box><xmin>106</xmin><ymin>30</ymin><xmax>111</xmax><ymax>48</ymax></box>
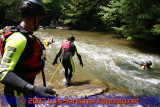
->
<box><xmin>1</xmin><ymin>26</ymin><xmax>19</xmax><ymax>56</ymax></box>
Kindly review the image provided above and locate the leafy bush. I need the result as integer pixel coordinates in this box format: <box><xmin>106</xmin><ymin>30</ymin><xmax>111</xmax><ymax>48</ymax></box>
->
<box><xmin>99</xmin><ymin>0</ymin><xmax>160</xmax><ymax>40</ymax></box>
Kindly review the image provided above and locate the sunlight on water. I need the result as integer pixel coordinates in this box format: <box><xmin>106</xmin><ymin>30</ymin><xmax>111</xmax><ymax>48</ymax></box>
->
<box><xmin>30</xmin><ymin>29</ymin><xmax>160</xmax><ymax>98</ymax></box>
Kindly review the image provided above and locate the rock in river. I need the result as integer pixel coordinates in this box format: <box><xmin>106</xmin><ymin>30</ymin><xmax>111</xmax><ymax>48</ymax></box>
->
<box><xmin>54</xmin><ymin>83</ymin><xmax>108</xmax><ymax>98</ymax></box>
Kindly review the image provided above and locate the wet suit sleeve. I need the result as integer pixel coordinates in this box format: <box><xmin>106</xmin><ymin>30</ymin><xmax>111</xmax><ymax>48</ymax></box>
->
<box><xmin>0</xmin><ymin>33</ymin><xmax>57</xmax><ymax>96</ymax></box>
<box><xmin>53</xmin><ymin>48</ymin><xmax>62</xmax><ymax>65</ymax></box>
<box><xmin>0</xmin><ymin>32</ymin><xmax>28</xmax><ymax>91</ymax></box>
<box><xmin>133</xmin><ymin>61</ymin><xmax>143</xmax><ymax>66</ymax></box>
<box><xmin>75</xmin><ymin>44</ymin><xmax>83</xmax><ymax>67</ymax></box>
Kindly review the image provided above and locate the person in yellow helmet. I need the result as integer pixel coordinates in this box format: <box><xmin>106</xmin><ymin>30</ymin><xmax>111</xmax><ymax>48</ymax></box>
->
<box><xmin>44</xmin><ymin>39</ymin><xmax>55</xmax><ymax>47</ymax></box>
<box><xmin>44</xmin><ymin>39</ymin><xmax>49</xmax><ymax>47</ymax></box>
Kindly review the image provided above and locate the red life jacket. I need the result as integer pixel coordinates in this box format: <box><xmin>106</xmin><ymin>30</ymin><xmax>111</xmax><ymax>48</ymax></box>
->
<box><xmin>0</xmin><ymin>26</ymin><xmax>44</xmax><ymax>79</ymax></box>
<box><xmin>61</xmin><ymin>41</ymin><xmax>71</xmax><ymax>53</ymax></box>
<box><xmin>0</xmin><ymin>26</ymin><xmax>15</xmax><ymax>56</ymax></box>
<box><xmin>141</xmin><ymin>63</ymin><xmax>148</xmax><ymax>69</ymax></box>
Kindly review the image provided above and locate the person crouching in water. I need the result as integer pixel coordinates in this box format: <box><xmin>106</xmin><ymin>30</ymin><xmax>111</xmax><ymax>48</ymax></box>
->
<box><xmin>52</xmin><ymin>36</ymin><xmax>83</xmax><ymax>86</ymax></box>
<box><xmin>133</xmin><ymin>60</ymin><xmax>152</xmax><ymax>70</ymax></box>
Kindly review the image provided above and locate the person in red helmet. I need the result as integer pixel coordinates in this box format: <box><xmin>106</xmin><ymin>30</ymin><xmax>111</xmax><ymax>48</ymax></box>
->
<box><xmin>0</xmin><ymin>0</ymin><xmax>56</xmax><ymax>106</ymax></box>
<box><xmin>52</xmin><ymin>35</ymin><xmax>83</xmax><ymax>86</ymax></box>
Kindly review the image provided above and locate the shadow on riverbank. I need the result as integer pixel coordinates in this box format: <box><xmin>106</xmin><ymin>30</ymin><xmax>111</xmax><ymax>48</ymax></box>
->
<box><xmin>129</xmin><ymin>39</ymin><xmax>160</xmax><ymax>55</ymax></box>
<box><xmin>71</xmin><ymin>80</ymin><xmax>90</xmax><ymax>86</ymax></box>
<box><xmin>111</xmin><ymin>34</ymin><xmax>160</xmax><ymax>55</ymax></box>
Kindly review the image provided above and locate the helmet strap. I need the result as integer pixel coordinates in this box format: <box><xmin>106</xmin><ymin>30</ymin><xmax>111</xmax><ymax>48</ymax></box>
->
<box><xmin>33</xmin><ymin>16</ymin><xmax>43</xmax><ymax>31</ymax></box>
<box><xmin>33</xmin><ymin>16</ymin><xmax>37</xmax><ymax>31</ymax></box>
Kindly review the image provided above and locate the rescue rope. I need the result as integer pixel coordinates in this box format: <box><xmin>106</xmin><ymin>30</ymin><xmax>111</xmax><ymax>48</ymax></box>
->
<box><xmin>46</xmin><ymin>53</ymin><xmax>64</xmax><ymax>87</ymax></box>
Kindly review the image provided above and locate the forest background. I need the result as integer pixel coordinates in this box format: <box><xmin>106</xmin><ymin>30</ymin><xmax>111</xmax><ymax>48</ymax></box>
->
<box><xmin>0</xmin><ymin>0</ymin><xmax>160</xmax><ymax>40</ymax></box>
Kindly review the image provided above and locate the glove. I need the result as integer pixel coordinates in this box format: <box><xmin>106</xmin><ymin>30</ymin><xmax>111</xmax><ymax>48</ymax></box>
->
<box><xmin>52</xmin><ymin>60</ymin><xmax>57</xmax><ymax>65</ymax></box>
<box><xmin>80</xmin><ymin>61</ymin><xmax>83</xmax><ymax>67</ymax></box>
<box><xmin>23</xmin><ymin>83</ymin><xmax>56</xmax><ymax>97</ymax></box>
<box><xmin>34</xmin><ymin>86</ymin><xmax>56</xmax><ymax>97</ymax></box>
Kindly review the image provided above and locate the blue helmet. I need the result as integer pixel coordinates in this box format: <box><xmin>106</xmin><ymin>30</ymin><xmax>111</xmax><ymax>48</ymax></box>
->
<box><xmin>21</xmin><ymin>0</ymin><xmax>45</xmax><ymax>16</ymax></box>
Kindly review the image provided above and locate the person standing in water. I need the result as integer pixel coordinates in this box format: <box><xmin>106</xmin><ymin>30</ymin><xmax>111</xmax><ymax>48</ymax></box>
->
<box><xmin>52</xmin><ymin>35</ymin><xmax>83</xmax><ymax>86</ymax></box>
<box><xmin>0</xmin><ymin>0</ymin><xmax>56</xmax><ymax>106</ymax></box>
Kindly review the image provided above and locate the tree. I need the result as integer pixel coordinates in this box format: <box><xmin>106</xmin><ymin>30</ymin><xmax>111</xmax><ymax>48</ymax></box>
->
<box><xmin>99</xmin><ymin>0</ymin><xmax>160</xmax><ymax>39</ymax></box>
<box><xmin>42</xmin><ymin>0</ymin><xmax>62</xmax><ymax>26</ymax></box>
<box><xmin>0</xmin><ymin>0</ymin><xmax>22</xmax><ymax>27</ymax></box>
<box><xmin>61</xmin><ymin>0</ymin><xmax>107</xmax><ymax>30</ymax></box>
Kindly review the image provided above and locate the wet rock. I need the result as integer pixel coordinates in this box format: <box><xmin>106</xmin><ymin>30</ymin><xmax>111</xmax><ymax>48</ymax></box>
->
<box><xmin>54</xmin><ymin>84</ymin><xmax>108</xmax><ymax>98</ymax></box>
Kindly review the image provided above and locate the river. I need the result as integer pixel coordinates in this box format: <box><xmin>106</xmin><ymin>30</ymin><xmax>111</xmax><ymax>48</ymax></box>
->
<box><xmin>1</xmin><ymin>28</ymin><xmax>160</xmax><ymax>101</ymax></box>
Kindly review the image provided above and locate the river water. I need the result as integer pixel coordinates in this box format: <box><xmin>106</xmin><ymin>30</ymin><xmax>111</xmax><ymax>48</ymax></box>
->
<box><xmin>1</xmin><ymin>29</ymin><xmax>160</xmax><ymax>100</ymax></box>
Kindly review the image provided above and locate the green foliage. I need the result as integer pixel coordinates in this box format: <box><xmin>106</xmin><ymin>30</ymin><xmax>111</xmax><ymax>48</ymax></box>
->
<box><xmin>111</xmin><ymin>26</ymin><xmax>124</xmax><ymax>34</ymax></box>
<box><xmin>152</xmin><ymin>24</ymin><xmax>160</xmax><ymax>35</ymax></box>
<box><xmin>99</xmin><ymin>0</ymin><xmax>160</xmax><ymax>39</ymax></box>
<box><xmin>61</xmin><ymin>0</ymin><xmax>83</xmax><ymax>25</ymax></box>
<box><xmin>99</xmin><ymin>0</ymin><xmax>120</xmax><ymax>22</ymax></box>
<box><xmin>0</xmin><ymin>0</ymin><xmax>63</xmax><ymax>27</ymax></box>
<box><xmin>4</xmin><ymin>0</ymin><xmax>21</xmax><ymax>23</ymax></box>
<box><xmin>0</xmin><ymin>0</ymin><xmax>160</xmax><ymax>41</ymax></box>
<box><xmin>42</xmin><ymin>0</ymin><xmax>62</xmax><ymax>26</ymax></box>
<box><xmin>0</xmin><ymin>0</ymin><xmax>22</xmax><ymax>27</ymax></box>
<box><xmin>61</xmin><ymin>0</ymin><xmax>107</xmax><ymax>29</ymax></box>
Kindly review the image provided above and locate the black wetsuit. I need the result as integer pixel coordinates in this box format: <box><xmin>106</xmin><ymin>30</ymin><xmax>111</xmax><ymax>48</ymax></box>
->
<box><xmin>53</xmin><ymin>41</ymin><xmax>83</xmax><ymax>85</ymax></box>
<box><xmin>133</xmin><ymin>61</ymin><xmax>152</xmax><ymax>69</ymax></box>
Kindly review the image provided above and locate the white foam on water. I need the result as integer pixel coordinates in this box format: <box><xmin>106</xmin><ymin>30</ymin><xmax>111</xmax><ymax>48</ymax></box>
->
<box><xmin>133</xmin><ymin>76</ymin><xmax>160</xmax><ymax>85</ymax></box>
<box><xmin>35</xmin><ymin>30</ymin><xmax>160</xmax><ymax>97</ymax></box>
<box><xmin>75</xmin><ymin>40</ymin><xmax>160</xmax><ymax>90</ymax></box>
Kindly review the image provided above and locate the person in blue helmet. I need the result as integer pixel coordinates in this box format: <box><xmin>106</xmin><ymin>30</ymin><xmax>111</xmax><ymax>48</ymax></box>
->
<box><xmin>0</xmin><ymin>0</ymin><xmax>56</xmax><ymax>107</ymax></box>
<box><xmin>52</xmin><ymin>36</ymin><xmax>83</xmax><ymax>86</ymax></box>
